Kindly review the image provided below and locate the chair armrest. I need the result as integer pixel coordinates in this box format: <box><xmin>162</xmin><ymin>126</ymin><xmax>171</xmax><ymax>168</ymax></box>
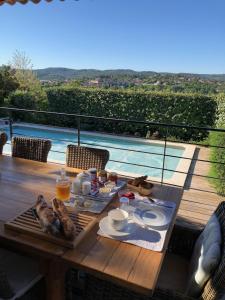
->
<box><xmin>152</xmin><ymin>289</ymin><xmax>194</xmax><ymax>300</ymax></box>
<box><xmin>168</xmin><ymin>224</ymin><xmax>203</xmax><ymax>258</ymax></box>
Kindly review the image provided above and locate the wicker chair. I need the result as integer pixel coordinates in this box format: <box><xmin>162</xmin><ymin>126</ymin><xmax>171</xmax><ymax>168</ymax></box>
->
<box><xmin>12</xmin><ymin>137</ymin><xmax>51</xmax><ymax>163</ymax></box>
<box><xmin>66</xmin><ymin>145</ymin><xmax>109</xmax><ymax>170</ymax></box>
<box><xmin>0</xmin><ymin>132</ymin><xmax>7</xmax><ymax>155</ymax></box>
<box><xmin>0</xmin><ymin>248</ymin><xmax>44</xmax><ymax>300</ymax></box>
<box><xmin>83</xmin><ymin>201</ymin><xmax>225</xmax><ymax>300</ymax></box>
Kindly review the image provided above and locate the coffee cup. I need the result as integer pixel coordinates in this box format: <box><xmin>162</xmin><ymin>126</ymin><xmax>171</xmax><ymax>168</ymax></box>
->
<box><xmin>108</xmin><ymin>208</ymin><xmax>128</xmax><ymax>231</ymax></box>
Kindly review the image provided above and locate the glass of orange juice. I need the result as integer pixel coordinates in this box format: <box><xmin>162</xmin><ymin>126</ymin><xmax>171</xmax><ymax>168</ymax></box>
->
<box><xmin>56</xmin><ymin>169</ymin><xmax>71</xmax><ymax>201</ymax></box>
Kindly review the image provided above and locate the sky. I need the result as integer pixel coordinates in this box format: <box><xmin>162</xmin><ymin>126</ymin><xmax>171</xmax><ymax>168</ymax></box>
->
<box><xmin>0</xmin><ymin>0</ymin><xmax>225</xmax><ymax>74</ymax></box>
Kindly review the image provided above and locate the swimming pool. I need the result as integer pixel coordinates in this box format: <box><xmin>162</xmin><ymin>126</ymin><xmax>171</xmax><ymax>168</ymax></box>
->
<box><xmin>1</xmin><ymin>123</ymin><xmax>195</xmax><ymax>185</ymax></box>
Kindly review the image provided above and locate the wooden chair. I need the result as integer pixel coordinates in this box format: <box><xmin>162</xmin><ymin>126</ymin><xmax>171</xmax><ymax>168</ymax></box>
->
<box><xmin>0</xmin><ymin>248</ymin><xmax>44</xmax><ymax>300</ymax></box>
<box><xmin>83</xmin><ymin>201</ymin><xmax>225</xmax><ymax>300</ymax></box>
<box><xmin>66</xmin><ymin>145</ymin><xmax>110</xmax><ymax>170</ymax></box>
<box><xmin>0</xmin><ymin>132</ymin><xmax>7</xmax><ymax>155</ymax></box>
<box><xmin>12</xmin><ymin>136</ymin><xmax>51</xmax><ymax>163</ymax></box>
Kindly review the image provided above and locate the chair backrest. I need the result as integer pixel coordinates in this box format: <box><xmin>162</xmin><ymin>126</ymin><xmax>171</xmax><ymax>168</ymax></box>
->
<box><xmin>66</xmin><ymin>145</ymin><xmax>109</xmax><ymax>170</ymax></box>
<box><xmin>202</xmin><ymin>201</ymin><xmax>225</xmax><ymax>300</ymax></box>
<box><xmin>0</xmin><ymin>132</ymin><xmax>8</xmax><ymax>155</ymax></box>
<box><xmin>12</xmin><ymin>136</ymin><xmax>51</xmax><ymax>163</ymax></box>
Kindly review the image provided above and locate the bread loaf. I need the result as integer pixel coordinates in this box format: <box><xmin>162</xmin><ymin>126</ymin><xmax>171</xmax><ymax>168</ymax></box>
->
<box><xmin>52</xmin><ymin>198</ymin><xmax>76</xmax><ymax>240</ymax></box>
<box><xmin>35</xmin><ymin>195</ymin><xmax>60</xmax><ymax>235</ymax></box>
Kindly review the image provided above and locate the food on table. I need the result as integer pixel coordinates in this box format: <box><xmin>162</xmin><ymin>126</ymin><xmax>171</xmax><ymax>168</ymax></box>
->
<box><xmin>83</xmin><ymin>200</ymin><xmax>93</xmax><ymax>208</ymax></box>
<box><xmin>99</xmin><ymin>186</ymin><xmax>111</xmax><ymax>194</ymax></box>
<box><xmin>52</xmin><ymin>198</ymin><xmax>76</xmax><ymax>240</ymax></box>
<box><xmin>129</xmin><ymin>175</ymin><xmax>148</xmax><ymax>187</ymax></box>
<box><xmin>128</xmin><ymin>175</ymin><xmax>153</xmax><ymax>189</ymax></box>
<box><xmin>121</xmin><ymin>191</ymin><xmax>135</xmax><ymax>200</ymax></box>
<box><xmin>108</xmin><ymin>172</ymin><xmax>118</xmax><ymax>184</ymax></box>
<box><xmin>98</xmin><ymin>170</ymin><xmax>108</xmax><ymax>183</ymax></box>
<box><xmin>35</xmin><ymin>195</ymin><xmax>61</xmax><ymax>236</ymax></box>
<box><xmin>91</xmin><ymin>177</ymin><xmax>98</xmax><ymax>192</ymax></box>
<box><xmin>56</xmin><ymin>168</ymin><xmax>71</xmax><ymax>201</ymax></box>
<box><xmin>127</xmin><ymin>175</ymin><xmax>154</xmax><ymax>196</ymax></box>
<box><xmin>138</xmin><ymin>181</ymin><xmax>154</xmax><ymax>189</ymax></box>
<box><xmin>73</xmin><ymin>198</ymin><xmax>80</xmax><ymax>207</ymax></box>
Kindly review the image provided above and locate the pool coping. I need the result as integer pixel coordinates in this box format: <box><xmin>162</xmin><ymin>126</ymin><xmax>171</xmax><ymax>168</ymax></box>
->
<box><xmin>7</xmin><ymin>122</ymin><xmax>196</xmax><ymax>187</ymax></box>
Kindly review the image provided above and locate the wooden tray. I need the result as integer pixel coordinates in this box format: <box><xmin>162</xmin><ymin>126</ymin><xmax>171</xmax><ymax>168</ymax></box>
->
<box><xmin>5</xmin><ymin>207</ymin><xmax>97</xmax><ymax>249</ymax></box>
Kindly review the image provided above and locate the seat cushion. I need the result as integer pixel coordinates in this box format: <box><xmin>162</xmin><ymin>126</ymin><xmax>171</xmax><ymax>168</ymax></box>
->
<box><xmin>0</xmin><ymin>248</ymin><xmax>42</xmax><ymax>299</ymax></box>
<box><xmin>186</xmin><ymin>214</ymin><xmax>222</xmax><ymax>298</ymax></box>
<box><xmin>157</xmin><ymin>253</ymin><xmax>189</xmax><ymax>293</ymax></box>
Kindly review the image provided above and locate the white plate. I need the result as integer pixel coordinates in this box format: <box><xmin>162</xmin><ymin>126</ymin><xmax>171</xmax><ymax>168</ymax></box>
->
<box><xmin>99</xmin><ymin>216</ymin><xmax>137</xmax><ymax>237</ymax></box>
<box><xmin>133</xmin><ymin>205</ymin><xmax>170</xmax><ymax>228</ymax></box>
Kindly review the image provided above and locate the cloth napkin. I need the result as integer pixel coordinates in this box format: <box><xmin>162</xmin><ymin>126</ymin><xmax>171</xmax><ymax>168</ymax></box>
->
<box><xmin>98</xmin><ymin>198</ymin><xmax>176</xmax><ymax>252</ymax></box>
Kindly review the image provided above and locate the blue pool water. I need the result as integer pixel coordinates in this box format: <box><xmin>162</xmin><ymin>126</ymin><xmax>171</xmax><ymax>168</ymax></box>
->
<box><xmin>1</xmin><ymin>124</ymin><xmax>184</xmax><ymax>180</ymax></box>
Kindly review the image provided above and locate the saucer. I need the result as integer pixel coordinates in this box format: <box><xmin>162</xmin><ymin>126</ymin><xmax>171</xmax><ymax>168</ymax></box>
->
<box><xmin>99</xmin><ymin>216</ymin><xmax>137</xmax><ymax>237</ymax></box>
<box><xmin>133</xmin><ymin>205</ymin><xmax>170</xmax><ymax>228</ymax></box>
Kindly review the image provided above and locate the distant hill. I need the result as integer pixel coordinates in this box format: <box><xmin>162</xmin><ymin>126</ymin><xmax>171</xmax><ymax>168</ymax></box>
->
<box><xmin>34</xmin><ymin>67</ymin><xmax>225</xmax><ymax>81</ymax></box>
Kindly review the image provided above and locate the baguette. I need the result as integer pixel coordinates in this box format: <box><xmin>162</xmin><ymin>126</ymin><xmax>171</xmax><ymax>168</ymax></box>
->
<box><xmin>35</xmin><ymin>195</ymin><xmax>60</xmax><ymax>235</ymax></box>
<box><xmin>52</xmin><ymin>198</ymin><xmax>76</xmax><ymax>240</ymax></box>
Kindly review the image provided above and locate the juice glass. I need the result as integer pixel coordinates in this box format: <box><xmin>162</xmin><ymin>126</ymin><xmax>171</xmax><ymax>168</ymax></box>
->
<box><xmin>56</xmin><ymin>169</ymin><xmax>71</xmax><ymax>201</ymax></box>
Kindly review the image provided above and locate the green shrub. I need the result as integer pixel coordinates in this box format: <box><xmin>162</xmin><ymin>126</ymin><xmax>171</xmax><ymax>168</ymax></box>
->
<box><xmin>4</xmin><ymin>86</ymin><xmax>217</xmax><ymax>141</ymax></box>
<box><xmin>209</xmin><ymin>93</ymin><xmax>225</xmax><ymax>195</ymax></box>
<box><xmin>215</xmin><ymin>93</ymin><xmax>225</xmax><ymax>127</ymax></box>
<box><xmin>7</xmin><ymin>89</ymin><xmax>47</xmax><ymax>123</ymax></box>
<box><xmin>46</xmin><ymin>87</ymin><xmax>216</xmax><ymax>140</ymax></box>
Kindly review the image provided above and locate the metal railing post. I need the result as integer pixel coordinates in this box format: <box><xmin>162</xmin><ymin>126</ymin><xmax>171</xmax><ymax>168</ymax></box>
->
<box><xmin>161</xmin><ymin>129</ymin><xmax>168</xmax><ymax>185</ymax></box>
<box><xmin>9</xmin><ymin>118</ymin><xmax>13</xmax><ymax>141</ymax></box>
<box><xmin>77</xmin><ymin>117</ymin><xmax>81</xmax><ymax>146</ymax></box>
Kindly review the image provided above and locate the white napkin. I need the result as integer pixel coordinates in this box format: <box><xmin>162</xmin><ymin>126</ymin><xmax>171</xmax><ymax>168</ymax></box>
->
<box><xmin>98</xmin><ymin>198</ymin><xmax>176</xmax><ymax>252</ymax></box>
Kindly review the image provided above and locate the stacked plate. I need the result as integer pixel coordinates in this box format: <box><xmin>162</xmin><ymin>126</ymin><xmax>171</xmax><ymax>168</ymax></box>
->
<box><xmin>132</xmin><ymin>204</ymin><xmax>171</xmax><ymax>229</ymax></box>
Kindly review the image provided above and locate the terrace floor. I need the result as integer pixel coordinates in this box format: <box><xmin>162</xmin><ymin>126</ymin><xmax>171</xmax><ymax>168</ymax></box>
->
<box><xmin>176</xmin><ymin>146</ymin><xmax>223</xmax><ymax>229</ymax></box>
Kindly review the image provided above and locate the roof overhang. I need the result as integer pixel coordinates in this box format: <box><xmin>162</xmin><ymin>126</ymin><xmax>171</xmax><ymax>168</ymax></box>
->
<box><xmin>0</xmin><ymin>0</ymin><xmax>65</xmax><ymax>5</ymax></box>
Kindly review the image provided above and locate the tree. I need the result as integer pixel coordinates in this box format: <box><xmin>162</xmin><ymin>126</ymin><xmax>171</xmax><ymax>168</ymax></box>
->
<box><xmin>9</xmin><ymin>50</ymin><xmax>41</xmax><ymax>92</ymax></box>
<box><xmin>0</xmin><ymin>65</ymin><xmax>19</xmax><ymax>104</ymax></box>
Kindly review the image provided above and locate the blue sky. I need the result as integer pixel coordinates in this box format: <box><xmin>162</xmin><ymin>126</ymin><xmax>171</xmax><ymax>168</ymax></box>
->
<box><xmin>0</xmin><ymin>0</ymin><xmax>225</xmax><ymax>73</ymax></box>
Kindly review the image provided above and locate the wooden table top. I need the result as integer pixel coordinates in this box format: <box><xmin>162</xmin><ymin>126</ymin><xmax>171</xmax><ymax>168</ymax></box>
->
<box><xmin>0</xmin><ymin>155</ymin><xmax>183</xmax><ymax>295</ymax></box>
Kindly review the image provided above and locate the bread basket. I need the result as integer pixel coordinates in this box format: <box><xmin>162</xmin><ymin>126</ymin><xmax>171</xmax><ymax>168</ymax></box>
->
<box><xmin>127</xmin><ymin>181</ymin><xmax>154</xmax><ymax>196</ymax></box>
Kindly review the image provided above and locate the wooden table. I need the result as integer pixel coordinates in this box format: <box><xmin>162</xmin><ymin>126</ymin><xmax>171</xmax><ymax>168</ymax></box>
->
<box><xmin>0</xmin><ymin>155</ymin><xmax>183</xmax><ymax>299</ymax></box>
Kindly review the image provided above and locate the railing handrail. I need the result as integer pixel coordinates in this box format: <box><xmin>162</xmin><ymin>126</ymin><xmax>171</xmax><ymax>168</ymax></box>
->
<box><xmin>0</xmin><ymin>106</ymin><xmax>224</xmax><ymax>133</ymax></box>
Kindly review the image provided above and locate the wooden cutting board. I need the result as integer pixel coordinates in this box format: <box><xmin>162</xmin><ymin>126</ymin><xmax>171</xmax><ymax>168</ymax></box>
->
<box><xmin>5</xmin><ymin>207</ymin><xmax>97</xmax><ymax>249</ymax></box>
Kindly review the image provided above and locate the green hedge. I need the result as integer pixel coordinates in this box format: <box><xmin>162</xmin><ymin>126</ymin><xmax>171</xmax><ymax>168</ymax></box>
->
<box><xmin>5</xmin><ymin>87</ymin><xmax>217</xmax><ymax>141</ymax></box>
<box><xmin>209</xmin><ymin>93</ymin><xmax>225</xmax><ymax>195</ymax></box>
<box><xmin>46</xmin><ymin>87</ymin><xmax>216</xmax><ymax>140</ymax></box>
<box><xmin>6</xmin><ymin>90</ymin><xmax>47</xmax><ymax>123</ymax></box>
